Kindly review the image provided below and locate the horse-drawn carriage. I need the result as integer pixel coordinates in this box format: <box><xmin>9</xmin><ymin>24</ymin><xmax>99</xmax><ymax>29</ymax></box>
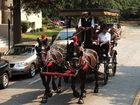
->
<box><xmin>35</xmin><ymin>8</ymin><xmax>120</xmax><ymax>104</ymax></box>
<box><xmin>59</xmin><ymin>8</ymin><xmax>120</xmax><ymax>84</ymax></box>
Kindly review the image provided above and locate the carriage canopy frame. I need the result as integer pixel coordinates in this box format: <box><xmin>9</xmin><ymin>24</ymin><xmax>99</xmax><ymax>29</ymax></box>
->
<box><xmin>59</xmin><ymin>8</ymin><xmax>119</xmax><ymax>17</ymax></box>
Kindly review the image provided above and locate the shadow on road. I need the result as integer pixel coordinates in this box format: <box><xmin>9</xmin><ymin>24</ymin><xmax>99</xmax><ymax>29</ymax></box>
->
<box><xmin>1</xmin><ymin>65</ymin><xmax>140</xmax><ymax>105</ymax></box>
<box><xmin>96</xmin><ymin>65</ymin><xmax>140</xmax><ymax>105</ymax></box>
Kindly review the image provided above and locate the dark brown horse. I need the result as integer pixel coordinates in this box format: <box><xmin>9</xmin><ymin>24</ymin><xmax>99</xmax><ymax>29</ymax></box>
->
<box><xmin>35</xmin><ymin>38</ymin><xmax>65</xmax><ymax>103</ymax></box>
<box><xmin>66</xmin><ymin>41</ymin><xmax>99</xmax><ymax>104</ymax></box>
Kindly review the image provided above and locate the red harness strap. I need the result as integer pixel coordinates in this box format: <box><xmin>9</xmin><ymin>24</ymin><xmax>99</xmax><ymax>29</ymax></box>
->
<box><xmin>42</xmin><ymin>72</ymin><xmax>74</xmax><ymax>77</ymax></box>
<box><xmin>65</xmin><ymin>67</ymin><xmax>76</xmax><ymax>74</ymax></box>
<box><xmin>47</xmin><ymin>61</ymin><xmax>54</xmax><ymax>67</ymax></box>
<box><xmin>80</xmin><ymin>55</ymin><xmax>89</xmax><ymax>72</ymax></box>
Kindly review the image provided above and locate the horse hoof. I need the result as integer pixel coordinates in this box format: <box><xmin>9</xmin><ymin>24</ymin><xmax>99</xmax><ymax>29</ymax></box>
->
<box><xmin>57</xmin><ymin>88</ymin><xmax>62</xmax><ymax>93</ymax></box>
<box><xmin>94</xmin><ymin>88</ymin><xmax>99</xmax><ymax>93</ymax></box>
<box><xmin>47</xmin><ymin>92</ymin><xmax>53</xmax><ymax>97</ymax></box>
<box><xmin>73</xmin><ymin>91</ymin><xmax>80</xmax><ymax>98</ymax></box>
<box><xmin>83</xmin><ymin>92</ymin><xmax>86</xmax><ymax>97</ymax></box>
<box><xmin>83</xmin><ymin>90</ymin><xmax>86</xmax><ymax>97</ymax></box>
<box><xmin>78</xmin><ymin>98</ymin><xmax>84</xmax><ymax>104</ymax></box>
<box><xmin>41</xmin><ymin>98</ymin><xmax>48</xmax><ymax>103</ymax></box>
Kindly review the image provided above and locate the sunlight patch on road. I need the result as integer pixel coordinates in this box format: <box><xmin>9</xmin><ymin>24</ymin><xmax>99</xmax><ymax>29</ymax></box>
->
<box><xmin>28</xmin><ymin>78</ymin><xmax>41</xmax><ymax>85</ymax></box>
<box><xmin>133</xmin><ymin>90</ymin><xmax>140</xmax><ymax>105</ymax></box>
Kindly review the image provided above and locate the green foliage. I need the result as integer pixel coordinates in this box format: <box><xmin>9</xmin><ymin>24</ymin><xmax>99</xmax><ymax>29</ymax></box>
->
<box><xmin>21</xmin><ymin>0</ymin><xmax>140</xmax><ymax>20</ymax></box>
<box><xmin>21</xmin><ymin>21</ymin><xmax>31</xmax><ymax>33</ymax></box>
<box><xmin>22</xmin><ymin>27</ymin><xmax>62</xmax><ymax>40</ymax></box>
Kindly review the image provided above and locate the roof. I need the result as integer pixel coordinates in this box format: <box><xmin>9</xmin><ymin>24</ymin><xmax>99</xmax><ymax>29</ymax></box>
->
<box><xmin>59</xmin><ymin>8</ymin><xmax>120</xmax><ymax>17</ymax></box>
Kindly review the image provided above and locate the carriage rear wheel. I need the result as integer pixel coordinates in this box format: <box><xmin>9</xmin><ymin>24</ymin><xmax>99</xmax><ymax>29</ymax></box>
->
<box><xmin>112</xmin><ymin>53</ymin><xmax>117</xmax><ymax>76</ymax></box>
<box><xmin>103</xmin><ymin>63</ymin><xmax>109</xmax><ymax>85</ymax></box>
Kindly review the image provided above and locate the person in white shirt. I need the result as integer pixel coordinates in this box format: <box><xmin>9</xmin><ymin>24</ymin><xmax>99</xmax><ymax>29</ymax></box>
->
<box><xmin>98</xmin><ymin>25</ymin><xmax>111</xmax><ymax>58</ymax></box>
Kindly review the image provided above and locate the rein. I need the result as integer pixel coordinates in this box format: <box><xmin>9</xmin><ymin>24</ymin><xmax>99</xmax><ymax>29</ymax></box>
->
<box><xmin>74</xmin><ymin>28</ymin><xmax>84</xmax><ymax>36</ymax></box>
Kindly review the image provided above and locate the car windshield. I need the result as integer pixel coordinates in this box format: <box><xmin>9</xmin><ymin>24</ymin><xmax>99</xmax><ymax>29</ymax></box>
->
<box><xmin>58</xmin><ymin>31</ymin><xmax>76</xmax><ymax>40</ymax></box>
<box><xmin>6</xmin><ymin>45</ymin><xmax>35</xmax><ymax>56</ymax></box>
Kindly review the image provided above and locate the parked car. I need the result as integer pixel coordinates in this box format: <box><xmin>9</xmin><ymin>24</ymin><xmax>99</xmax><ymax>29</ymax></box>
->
<box><xmin>1</xmin><ymin>42</ymin><xmax>38</xmax><ymax>78</ymax></box>
<box><xmin>52</xmin><ymin>28</ymin><xmax>76</xmax><ymax>50</ymax></box>
<box><xmin>0</xmin><ymin>57</ymin><xmax>11</xmax><ymax>89</ymax></box>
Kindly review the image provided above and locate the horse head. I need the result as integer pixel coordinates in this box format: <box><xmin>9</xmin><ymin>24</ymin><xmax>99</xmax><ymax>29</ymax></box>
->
<box><xmin>66</xmin><ymin>42</ymin><xmax>84</xmax><ymax>70</ymax></box>
<box><xmin>35</xmin><ymin>38</ymin><xmax>50</xmax><ymax>71</ymax></box>
<box><xmin>36</xmin><ymin>37</ymin><xmax>65</xmax><ymax>73</ymax></box>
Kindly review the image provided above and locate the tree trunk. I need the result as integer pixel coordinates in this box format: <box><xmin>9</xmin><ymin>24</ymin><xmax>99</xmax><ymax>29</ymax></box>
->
<box><xmin>13</xmin><ymin>0</ymin><xmax>21</xmax><ymax>45</ymax></box>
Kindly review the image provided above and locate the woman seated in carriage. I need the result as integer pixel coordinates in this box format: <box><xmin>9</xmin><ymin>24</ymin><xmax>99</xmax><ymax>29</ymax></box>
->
<box><xmin>109</xmin><ymin>26</ymin><xmax>120</xmax><ymax>47</ymax></box>
<box><xmin>97</xmin><ymin>24</ymin><xmax>111</xmax><ymax>59</ymax></box>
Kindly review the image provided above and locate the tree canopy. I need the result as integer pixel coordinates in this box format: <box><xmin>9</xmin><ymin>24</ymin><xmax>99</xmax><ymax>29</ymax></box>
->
<box><xmin>21</xmin><ymin>0</ymin><xmax>140</xmax><ymax>19</ymax></box>
<box><xmin>13</xmin><ymin>0</ymin><xmax>140</xmax><ymax>44</ymax></box>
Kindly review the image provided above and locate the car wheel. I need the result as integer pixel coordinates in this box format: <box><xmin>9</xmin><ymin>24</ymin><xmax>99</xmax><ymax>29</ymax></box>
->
<box><xmin>28</xmin><ymin>64</ymin><xmax>36</xmax><ymax>78</ymax></box>
<box><xmin>0</xmin><ymin>72</ymin><xmax>9</xmax><ymax>89</ymax></box>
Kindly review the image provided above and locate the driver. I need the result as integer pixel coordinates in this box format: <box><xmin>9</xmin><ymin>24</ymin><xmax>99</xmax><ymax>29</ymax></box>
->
<box><xmin>78</xmin><ymin>12</ymin><xmax>95</xmax><ymax>48</ymax></box>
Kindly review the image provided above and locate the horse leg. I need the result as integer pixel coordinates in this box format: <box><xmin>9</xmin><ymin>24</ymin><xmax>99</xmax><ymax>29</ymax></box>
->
<box><xmin>78</xmin><ymin>70</ymin><xmax>86</xmax><ymax>104</ymax></box>
<box><xmin>52</xmin><ymin>75</ymin><xmax>58</xmax><ymax>91</ymax></box>
<box><xmin>71</xmin><ymin>76</ymin><xmax>79</xmax><ymax>98</ymax></box>
<box><xmin>40</xmin><ymin>73</ymin><xmax>52</xmax><ymax>103</ymax></box>
<box><xmin>94</xmin><ymin>69</ymin><xmax>99</xmax><ymax>93</ymax></box>
<box><xmin>52</xmin><ymin>76</ymin><xmax>62</xmax><ymax>93</ymax></box>
<box><xmin>57</xmin><ymin>77</ymin><xmax>62</xmax><ymax>93</ymax></box>
<box><xmin>57</xmin><ymin>65</ymin><xmax>63</xmax><ymax>93</ymax></box>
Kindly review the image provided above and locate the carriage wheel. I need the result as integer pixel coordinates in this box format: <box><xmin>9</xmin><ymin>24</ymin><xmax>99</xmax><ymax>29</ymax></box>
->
<box><xmin>103</xmin><ymin>63</ymin><xmax>109</xmax><ymax>85</ymax></box>
<box><xmin>112</xmin><ymin>53</ymin><xmax>117</xmax><ymax>76</ymax></box>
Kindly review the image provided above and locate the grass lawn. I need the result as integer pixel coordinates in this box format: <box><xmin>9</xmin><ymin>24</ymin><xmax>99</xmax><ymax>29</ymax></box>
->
<box><xmin>22</xmin><ymin>27</ymin><xmax>62</xmax><ymax>41</ymax></box>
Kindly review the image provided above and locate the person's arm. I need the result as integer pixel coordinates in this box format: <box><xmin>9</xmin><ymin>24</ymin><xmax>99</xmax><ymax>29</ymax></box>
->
<box><xmin>78</xmin><ymin>18</ymin><xmax>82</xmax><ymax>28</ymax></box>
<box><xmin>91</xmin><ymin>18</ymin><xmax>95</xmax><ymax>28</ymax></box>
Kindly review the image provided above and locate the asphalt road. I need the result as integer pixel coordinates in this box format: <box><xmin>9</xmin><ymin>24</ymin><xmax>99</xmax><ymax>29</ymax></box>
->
<box><xmin>0</xmin><ymin>25</ymin><xmax>140</xmax><ymax>105</ymax></box>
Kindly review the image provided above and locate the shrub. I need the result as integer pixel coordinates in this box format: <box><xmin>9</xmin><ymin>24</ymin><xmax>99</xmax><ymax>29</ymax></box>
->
<box><xmin>21</xmin><ymin>21</ymin><xmax>31</xmax><ymax>33</ymax></box>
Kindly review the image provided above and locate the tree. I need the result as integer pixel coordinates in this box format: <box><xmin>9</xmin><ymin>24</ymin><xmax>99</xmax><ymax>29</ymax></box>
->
<box><xmin>13</xmin><ymin>0</ymin><xmax>140</xmax><ymax>44</ymax></box>
<box><xmin>13</xmin><ymin>0</ymin><xmax>56</xmax><ymax>44</ymax></box>
<box><xmin>13</xmin><ymin>0</ymin><xmax>21</xmax><ymax>45</ymax></box>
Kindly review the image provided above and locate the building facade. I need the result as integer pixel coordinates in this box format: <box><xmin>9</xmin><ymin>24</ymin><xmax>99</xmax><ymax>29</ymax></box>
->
<box><xmin>0</xmin><ymin>0</ymin><xmax>42</xmax><ymax>47</ymax></box>
<box><xmin>0</xmin><ymin>0</ymin><xmax>42</xmax><ymax>35</ymax></box>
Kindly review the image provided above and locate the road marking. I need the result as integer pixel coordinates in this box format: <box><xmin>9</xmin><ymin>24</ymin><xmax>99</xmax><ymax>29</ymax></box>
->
<box><xmin>28</xmin><ymin>78</ymin><xmax>41</xmax><ymax>85</ymax></box>
<box><xmin>133</xmin><ymin>90</ymin><xmax>140</xmax><ymax>105</ymax></box>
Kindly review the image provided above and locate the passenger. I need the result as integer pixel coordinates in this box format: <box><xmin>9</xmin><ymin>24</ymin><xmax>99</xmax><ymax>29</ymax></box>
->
<box><xmin>98</xmin><ymin>25</ymin><xmax>111</xmax><ymax>58</ymax></box>
<box><xmin>78</xmin><ymin>12</ymin><xmax>95</xmax><ymax>48</ymax></box>
<box><xmin>92</xmin><ymin>24</ymin><xmax>100</xmax><ymax>42</ymax></box>
<box><xmin>90</xmin><ymin>24</ymin><xmax>105</xmax><ymax>60</ymax></box>
<box><xmin>110</xmin><ymin>27</ymin><xmax>120</xmax><ymax>41</ymax></box>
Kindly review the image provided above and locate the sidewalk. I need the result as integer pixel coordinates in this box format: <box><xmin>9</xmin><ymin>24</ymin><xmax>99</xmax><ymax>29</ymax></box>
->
<box><xmin>0</xmin><ymin>47</ymin><xmax>8</xmax><ymax>53</ymax></box>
